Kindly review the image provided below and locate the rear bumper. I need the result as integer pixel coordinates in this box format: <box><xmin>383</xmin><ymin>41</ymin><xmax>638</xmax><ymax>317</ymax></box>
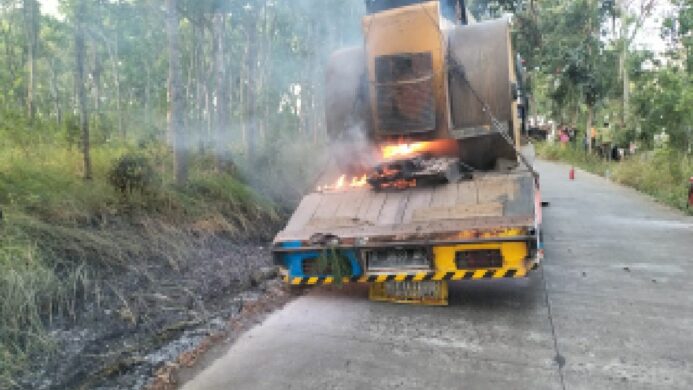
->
<box><xmin>275</xmin><ymin>230</ymin><xmax>540</xmax><ymax>286</ymax></box>
<box><xmin>281</xmin><ymin>267</ymin><xmax>529</xmax><ymax>286</ymax></box>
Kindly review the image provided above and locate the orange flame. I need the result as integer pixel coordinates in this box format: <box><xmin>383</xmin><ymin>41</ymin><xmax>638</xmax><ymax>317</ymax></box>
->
<box><xmin>381</xmin><ymin>142</ymin><xmax>430</xmax><ymax>159</ymax></box>
<box><xmin>317</xmin><ymin>140</ymin><xmax>457</xmax><ymax>192</ymax></box>
<box><xmin>318</xmin><ymin>174</ymin><xmax>368</xmax><ymax>192</ymax></box>
<box><xmin>380</xmin><ymin>139</ymin><xmax>459</xmax><ymax>160</ymax></box>
<box><xmin>350</xmin><ymin>174</ymin><xmax>368</xmax><ymax>187</ymax></box>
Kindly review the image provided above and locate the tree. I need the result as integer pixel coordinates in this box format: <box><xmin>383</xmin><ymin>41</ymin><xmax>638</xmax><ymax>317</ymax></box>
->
<box><xmin>74</xmin><ymin>0</ymin><xmax>92</xmax><ymax>179</ymax></box>
<box><xmin>23</xmin><ymin>0</ymin><xmax>38</xmax><ymax>121</ymax></box>
<box><xmin>514</xmin><ymin>0</ymin><xmax>619</xmax><ymax>150</ymax></box>
<box><xmin>612</xmin><ymin>0</ymin><xmax>656</xmax><ymax>128</ymax></box>
<box><xmin>212</xmin><ymin>8</ymin><xmax>232</xmax><ymax>169</ymax></box>
<box><xmin>0</xmin><ymin>0</ymin><xmax>368</xmax><ymax>176</ymax></box>
<box><xmin>166</xmin><ymin>0</ymin><xmax>188</xmax><ymax>184</ymax></box>
<box><xmin>244</xmin><ymin>4</ymin><xmax>258</xmax><ymax>163</ymax></box>
<box><xmin>629</xmin><ymin>0</ymin><xmax>693</xmax><ymax>151</ymax></box>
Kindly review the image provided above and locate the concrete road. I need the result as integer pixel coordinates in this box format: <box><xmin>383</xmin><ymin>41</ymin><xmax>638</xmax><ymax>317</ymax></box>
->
<box><xmin>182</xmin><ymin>161</ymin><xmax>693</xmax><ymax>390</ymax></box>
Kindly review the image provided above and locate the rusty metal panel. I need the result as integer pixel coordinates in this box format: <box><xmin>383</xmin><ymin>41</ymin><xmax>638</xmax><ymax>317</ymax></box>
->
<box><xmin>448</xmin><ymin>18</ymin><xmax>514</xmax><ymax>133</ymax></box>
<box><xmin>457</xmin><ymin>133</ymin><xmax>517</xmax><ymax>171</ymax></box>
<box><xmin>374</xmin><ymin>52</ymin><xmax>436</xmax><ymax>134</ymax></box>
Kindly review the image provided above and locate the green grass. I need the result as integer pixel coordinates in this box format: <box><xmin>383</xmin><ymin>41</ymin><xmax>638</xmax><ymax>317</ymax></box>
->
<box><xmin>536</xmin><ymin>142</ymin><xmax>693</xmax><ymax>213</ymax></box>
<box><xmin>0</xmin><ymin>141</ymin><xmax>281</xmax><ymax>387</ymax></box>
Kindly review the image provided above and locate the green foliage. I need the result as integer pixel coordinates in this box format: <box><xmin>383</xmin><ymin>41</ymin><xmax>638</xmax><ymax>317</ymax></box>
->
<box><xmin>512</xmin><ymin>0</ymin><xmax>691</xmax><ymax>155</ymax></box>
<box><xmin>525</xmin><ymin>0</ymin><xmax>616</xmax><ymax>111</ymax></box>
<box><xmin>630</xmin><ymin>65</ymin><xmax>692</xmax><ymax>151</ymax></box>
<box><xmin>108</xmin><ymin>153</ymin><xmax>156</xmax><ymax>196</ymax></box>
<box><xmin>316</xmin><ymin>247</ymin><xmax>353</xmax><ymax>286</ymax></box>
<box><xmin>611</xmin><ymin>149</ymin><xmax>693</xmax><ymax>209</ymax></box>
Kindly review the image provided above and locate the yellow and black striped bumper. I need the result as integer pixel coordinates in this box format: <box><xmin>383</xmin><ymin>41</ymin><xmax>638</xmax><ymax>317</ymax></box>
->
<box><xmin>283</xmin><ymin>268</ymin><xmax>527</xmax><ymax>286</ymax></box>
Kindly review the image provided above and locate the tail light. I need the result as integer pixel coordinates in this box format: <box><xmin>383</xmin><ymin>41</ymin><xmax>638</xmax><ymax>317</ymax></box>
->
<box><xmin>455</xmin><ymin>249</ymin><xmax>503</xmax><ymax>269</ymax></box>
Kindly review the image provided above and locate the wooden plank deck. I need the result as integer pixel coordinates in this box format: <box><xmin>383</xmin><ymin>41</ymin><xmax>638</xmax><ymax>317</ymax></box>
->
<box><xmin>274</xmin><ymin>169</ymin><xmax>535</xmax><ymax>244</ymax></box>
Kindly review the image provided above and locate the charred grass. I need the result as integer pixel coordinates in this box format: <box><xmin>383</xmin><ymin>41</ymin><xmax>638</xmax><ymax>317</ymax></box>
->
<box><xmin>0</xmin><ymin>144</ymin><xmax>283</xmax><ymax>387</ymax></box>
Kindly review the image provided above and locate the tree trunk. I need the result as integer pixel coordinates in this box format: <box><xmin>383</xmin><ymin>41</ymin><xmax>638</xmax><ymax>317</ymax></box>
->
<box><xmin>245</xmin><ymin>15</ymin><xmax>258</xmax><ymax>163</ymax></box>
<box><xmin>572</xmin><ymin>103</ymin><xmax>579</xmax><ymax>129</ymax></box>
<box><xmin>115</xmin><ymin>0</ymin><xmax>124</xmax><ymax>139</ymax></box>
<box><xmin>619</xmin><ymin>5</ymin><xmax>628</xmax><ymax>128</ymax></box>
<box><xmin>193</xmin><ymin>24</ymin><xmax>202</xmax><ymax>150</ymax></box>
<box><xmin>93</xmin><ymin>49</ymin><xmax>102</xmax><ymax>135</ymax></box>
<box><xmin>257</xmin><ymin>0</ymin><xmax>274</xmax><ymax>144</ymax></box>
<box><xmin>75</xmin><ymin>0</ymin><xmax>92</xmax><ymax>180</ymax></box>
<box><xmin>213</xmin><ymin>12</ymin><xmax>231</xmax><ymax>168</ymax></box>
<box><xmin>50</xmin><ymin>58</ymin><xmax>61</xmax><ymax>125</ymax></box>
<box><xmin>622</xmin><ymin>46</ymin><xmax>629</xmax><ymax>127</ymax></box>
<box><xmin>586</xmin><ymin>104</ymin><xmax>594</xmax><ymax>154</ymax></box>
<box><xmin>206</xmin><ymin>80</ymin><xmax>213</xmax><ymax>152</ymax></box>
<box><xmin>144</xmin><ymin>63</ymin><xmax>150</xmax><ymax>129</ymax></box>
<box><xmin>24</xmin><ymin>0</ymin><xmax>39</xmax><ymax>121</ymax></box>
<box><xmin>166</xmin><ymin>0</ymin><xmax>188</xmax><ymax>185</ymax></box>
<box><xmin>257</xmin><ymin>3</ymin><xmax>267</xmax><ymax>144</ymax></box>
<box><xmin>187</xmin><ymin>23</ymin><xmax>196</xmax><ymax>146</ymax></box>
<box><xmin>239</xmin><ymin>60</ymin><xmax>246</xmax><ymax>148</ymax></box>
<box><xmin>298</xmin><ymin>86</ymin><xmax>307</xmax><ymax>137</ymax></box>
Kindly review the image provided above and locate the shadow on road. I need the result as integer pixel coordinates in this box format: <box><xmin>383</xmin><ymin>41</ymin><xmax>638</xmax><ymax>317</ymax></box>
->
<box><xmin>301</xmin><ymin>274</ymin><xmax>543</xmax><ymax>311</ymax></box>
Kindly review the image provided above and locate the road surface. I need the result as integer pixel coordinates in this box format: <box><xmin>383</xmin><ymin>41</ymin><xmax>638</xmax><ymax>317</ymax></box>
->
<box><xmin>182</xmin><ymin>160</ymin><xmax>693</xmax><ymax>390</ymax></box>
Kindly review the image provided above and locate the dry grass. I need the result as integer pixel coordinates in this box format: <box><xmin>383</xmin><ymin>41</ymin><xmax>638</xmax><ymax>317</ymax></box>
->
<box><xmin>0</xmin><ymin>144</ymin><xmax>282</xmax><ymax>387</ymax></box>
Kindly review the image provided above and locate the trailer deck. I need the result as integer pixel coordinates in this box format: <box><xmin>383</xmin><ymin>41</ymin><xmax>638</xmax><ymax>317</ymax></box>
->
<box><xmin>274</xmin><ymin>168</ymin><xmax>536</xmax><ymax>244</ymax></box>
<box><xmin>272</xmin><ymin>163</ymin><xmax>541</xmax><ymax>305</ymax></box>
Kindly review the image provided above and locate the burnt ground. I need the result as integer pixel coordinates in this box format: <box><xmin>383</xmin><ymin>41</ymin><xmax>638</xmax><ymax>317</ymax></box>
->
<box><xmin>16</xmin><ymin>238</ymin><xmax>292</xmax><ymax>390</ymax></box>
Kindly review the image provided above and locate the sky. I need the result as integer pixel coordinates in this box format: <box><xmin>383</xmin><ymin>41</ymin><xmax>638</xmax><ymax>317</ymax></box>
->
<box><xmin>37</xmin><ymin>0</ymin><xmax>672</xmax><ymax>52</ymax></box>
<box><xmin>629</xmin><ymin>1</ymin><xmax>676</xmax><ymax>54</ymax></box>
<box><xmin>39</xmin><ymin>0</ymin><xmax>59</xmax><ymax>17</ymax></box>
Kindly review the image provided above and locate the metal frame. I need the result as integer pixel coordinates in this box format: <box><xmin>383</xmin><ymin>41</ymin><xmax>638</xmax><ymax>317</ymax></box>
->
<box><xmin>272</xmin><ymin>235</ymin><xmax>535</xmax><ymax>254</ymax></box>
<box><xmin>365</xmin><ymin>0</ymin><xmax>430</xmax><ymax>14</ymax></box>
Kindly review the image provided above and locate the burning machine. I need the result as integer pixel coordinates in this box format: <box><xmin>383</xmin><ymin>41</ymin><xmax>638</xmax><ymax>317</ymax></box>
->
<box><xmin>272</xmin><ymin>0</ymin><xmax>542</xmax><ymax>305</ymax></box>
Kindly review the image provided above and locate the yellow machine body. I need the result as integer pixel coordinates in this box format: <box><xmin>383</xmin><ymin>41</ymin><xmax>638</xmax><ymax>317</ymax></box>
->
<box><xmin>362</xmin><ymin>1</ymin><xmax>449</xmax><ymax>140</ymax></box>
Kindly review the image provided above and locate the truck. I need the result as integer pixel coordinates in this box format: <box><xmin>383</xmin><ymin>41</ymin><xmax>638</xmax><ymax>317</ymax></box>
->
<box><xmin>272</xmin><ymin>0</ymin><xmax>543</xmax><ymax>305</ymax></box>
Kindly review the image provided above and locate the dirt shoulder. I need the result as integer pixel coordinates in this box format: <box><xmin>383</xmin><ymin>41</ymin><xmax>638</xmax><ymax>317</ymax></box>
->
<box><xmin>150</xmin><ymin>278</ymin><xmax>296</xmax><ymax>390</ymax></box>
<box><xmin>14</xmin><ymin>237</ymin><xmax>293</xmax><ymax>390</ymax></box>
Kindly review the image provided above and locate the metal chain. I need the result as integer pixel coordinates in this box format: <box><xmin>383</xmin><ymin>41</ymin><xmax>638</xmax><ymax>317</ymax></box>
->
<box><xmin>449</xmin><ymin>57</ymin><xmax>539</xmax><ymax>181</ymax></box>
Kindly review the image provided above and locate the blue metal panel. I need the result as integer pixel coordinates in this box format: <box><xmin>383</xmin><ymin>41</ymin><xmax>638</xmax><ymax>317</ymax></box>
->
<box><xmin>279</xmin><ymin>242</ymin><xmax>363</xmax><ymax>279</ymax></box>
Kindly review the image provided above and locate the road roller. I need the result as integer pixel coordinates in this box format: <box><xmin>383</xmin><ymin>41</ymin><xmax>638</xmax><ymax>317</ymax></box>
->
<box><xmin>272</xmin><ymin>0</ymin><xmax>543</xmax><ymax>306</ymax></box>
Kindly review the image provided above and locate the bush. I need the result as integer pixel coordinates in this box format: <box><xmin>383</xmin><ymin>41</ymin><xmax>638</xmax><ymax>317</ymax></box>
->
<box><xmin>108</xmin><ymin>153</ymin><xmax>156</xmax><ymax>196</ymax></box>
<box><xmin>611</xmin><ymin>150</ymin><xmax>692</xmax><ymax>210</ymax></box>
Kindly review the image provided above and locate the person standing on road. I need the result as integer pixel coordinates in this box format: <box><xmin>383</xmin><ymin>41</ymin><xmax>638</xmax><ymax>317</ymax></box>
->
<box><xmin>560</xmin><ymin>129</ymin><xmax>569</xmax><ymax>148</ymax></box>
<box><xmin>601</xmin><ymin>122</ymin><xmax>613</xmax><ymax>161</ymax></box>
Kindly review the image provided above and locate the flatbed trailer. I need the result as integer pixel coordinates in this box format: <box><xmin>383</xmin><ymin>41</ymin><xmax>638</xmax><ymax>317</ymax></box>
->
<box><xmin>272</xmin><ymin>165</ymin><xmax>543</xmax><ymax>305</ymax></box>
